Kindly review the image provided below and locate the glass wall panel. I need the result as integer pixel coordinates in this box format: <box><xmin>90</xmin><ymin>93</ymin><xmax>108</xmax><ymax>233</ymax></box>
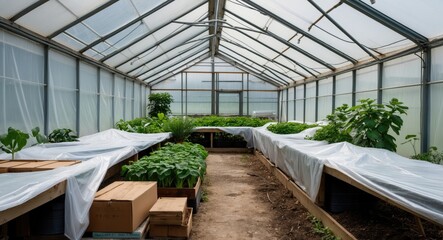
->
<box><xmin>355</xmin><ymin>91</ymin><xmax>377</xmax><ymax>103</ymax></box>
<box><xmin>431</xmin><ymin>46</ymin><xmax>443</xmax><ymax>82</ymax></box>
<box><xmin>336</xmin><ymin>72</ymin><xmax>353</xmax><ymax>94</ymax></box>
<box><xmin>134</xmin><ymin>83</ymin><xmax>141</xmax><ymax>118</ymax></box>
<box><xmin>186</xmin><ymin>73</ymin><xmax>211</xmax><ymax>90</ymax></box>
<box><xmin>295</xmin><ymin>85</ymin><xmax>304</xmax><ymax>121</ymax></box>
<box><xmin>100</xmin><ymin>70</ymin><xmax>114</xmax><ymax>130</ymax></box>
<box><xmin>186</xmin><ymin>91</ymin><xmax>211</xmax><ymax>115</ymax></box>
<box><xmin>383</xmin><ymin>55</ymin><xmax>421</xmax><ymax>88</ymax></box>
<box><xmin>125</xmin><ymin>80</ymin><xmax>133</xmax><ymax>120</ymax></box>
<box><xmin>114</xmin><ymin>75</ymin><xmax>125</xmax><ymax>121</ymax></box>
<box><xmin>79</xmin><ymin>62</ymin><xmax>98</xmax><ymax>136</ymax></box>
<box><xmin>305</xmin><ymin>82</ymin><xmax>316</xmax><ymax>123</ymax></box>
<box><xmin>383</xmin><ymin>86</ymin><xmax>421</xmax><ymax>157</ymax></box>
<box><xmin>356</xmin><ymin>65</ymin><xmax>378</xmax><ymax>92</ymax></box>
<box><xmin>430</xmin><ymin>83</ymin><xmax>443</xmax><ymax>150</ymax></box>
<box><xmin>317</xmin><ymin>96</ymin><xmax>332</xmax><ymax>121</ymax></box>
<box><xmin>249</xmin><ymin>91</ymin><xmax>278</xmax><ymax>116</ymax></box>
<box><xmin>335</xmin><ymin>94</ymin><xmax>352</xmax><ymax>107</ymax></box>
<box><xmin>48</xmin><ymin>50</ymin><xmax>76</xmax><ymax>132</ymax></box>
<box><xmin>219</xmin><ymin>93</ymin><xmax>240</xmax><ymax>116</ymax></box>
<box><xmin>0</xmin><ymin>30</ymin><xmax>44</xmax><ymax>138</ymax></box>
<box><xmin>288</xmin><ymin>88</ymin><xmax>294</xmax><ymax>121</ymax></box>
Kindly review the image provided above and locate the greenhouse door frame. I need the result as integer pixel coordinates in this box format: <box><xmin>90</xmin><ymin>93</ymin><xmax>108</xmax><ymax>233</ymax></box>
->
<box><xmin>216</xmin><ymin>90</ymin><xmax>243</xmax><ymax>116</ymax></box>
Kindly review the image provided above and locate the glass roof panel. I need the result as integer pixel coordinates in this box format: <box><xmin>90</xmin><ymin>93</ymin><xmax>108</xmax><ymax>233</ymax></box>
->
<box><xmin>222</xmin><ymin>29</ymin><xmax>279</xmax><ymax>60</ymax></box>
<box><xmin>288</xmin><ymin>37</ymin><xmax>347</xmax><ymax>67</ymax></box>
<box><xmin>131</xmin><ymin>0</ymin><xmax>167</xmax><ymax>15</ymax></box>
<box><xmin>53</xmin><ymin>33</ymin><xmax>86</xmax><ymax>51</ymax></box>
<box><xmin>103</xmin><ymin>22</ymin><xmax>150</xmax><ymax>54</ymax></box>
<box><xmin>83</xmin><ymin>0</ymin><xmax>138</xmax><ymax>36</ymax></box>
<box><xmin>284</xmin><ymin>48</ymin><xmax>329</xmax><ymax>73</ymax></box>
<box><xmin>59</xmin><ymin>0</ymin><xmax>107</xmax><ymax>17</ymax></box>
<box><xmin>266</xmin><ymin>20</ymin><xmax>299</xmax><ymax>41</ymax></box>
<box><xmin>66</xmin><ymin>23</ymin><xmax>99</xmax><ymax>45</ymax></box>
<box><xmin>83</xmin><ymin>49</ymin><xmax>103</xmax><ymax>61</ymax></box>
<box><xmin>361</xmin><ymin>0</ymin><xmax>443</xmax><ymax>38</ymax></box>
<box><xmin>15</xmin><ymin>1</ymin><xmax>76</xmax><ymax>37</ymax></box>
<box><xmin>225</xmin><ymin>0</ymin><xmax>271</xmax><ymax>29</ymax></box>
<box><xmin>220</xmin><ymin>40</ymin><xmax>268</xmax><ymax>66</ymax></box>
<box><xmin>0</xmin><ymin>0</ymin><xmax>37</xmax><ymax>19</ymax></box>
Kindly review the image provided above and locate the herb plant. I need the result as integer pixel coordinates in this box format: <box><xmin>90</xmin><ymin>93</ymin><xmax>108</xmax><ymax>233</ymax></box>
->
<box><xmin>345</xmin><ymin>98</ymin><xmax>408</xmax><ymax>152</ymax></box>
<box><xmin>122</xmin><ymin>142</ymin><xmax>208</xmax><ymax>188</ymax></box>
<box><xmin>48</xmin><ymin>128</ymin><xmax>79</xmax><ymax>143</ymax></box>
<box><xmin>267</xmin><ymin>122</ymin><xmax>317</xmax><ymax>134</ymax></box>
<box><xmin>147</xmin><ymin>93</ymin><xmax>173</xmax><ymax>117</ymax></box>
<box><xmin>0</xmin><ymin>127</ymin><xmax>29</xmax><ymax>160</ymax></box>
<box><xmin>163</xmin><ymin>117</ymin><xmax>195</xmax><ymax>143</ymax></box>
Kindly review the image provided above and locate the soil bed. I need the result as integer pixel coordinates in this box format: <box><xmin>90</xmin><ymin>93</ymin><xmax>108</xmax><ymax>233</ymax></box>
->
<box><xmin>191</xmin><ymin>153</ymin><xmax>443</xmax><ymax>240</ymax></box>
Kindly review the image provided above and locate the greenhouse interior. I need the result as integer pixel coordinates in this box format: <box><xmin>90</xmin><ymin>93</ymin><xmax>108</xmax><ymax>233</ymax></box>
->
<box><xmin>0</xmin><ymin>0</ymin><xmax>442</xmax><ymax>239</ymax></box>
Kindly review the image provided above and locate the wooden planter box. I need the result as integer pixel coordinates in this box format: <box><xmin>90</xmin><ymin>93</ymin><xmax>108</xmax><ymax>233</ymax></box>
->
<box><xmin>157</xmin><ymin>177</ymin><xmax>202</xmax><ymax>214</ymax></box>
<box><xmin>0</xmin><ymin>160</ymin><xmax>80</xmax><ymax>173</ymax></box>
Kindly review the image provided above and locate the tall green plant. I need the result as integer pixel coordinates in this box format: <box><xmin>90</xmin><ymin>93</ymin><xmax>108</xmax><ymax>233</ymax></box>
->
<box><xmin>308</xmin><ymin>104</ymin><xmax>352</xmax><ymax>143</ymax></box>
<box><xmin>345</xmin><ymin>98</ymin><xmax>408</xmax><ymax>152</ymax></box>
<box><xmin>0</xmin><ymin>127</ymin><xmax>29</xmax><ymax>160</ymax></box>
<box><xmin>147</xmin><ymin>93</ymin><xmax>173</xmax><ymax>117</ymax></box>
<box><xmin>163</xmin><ymin>117</ymin><xmax>195</xmax><ymax>143</ymax></box>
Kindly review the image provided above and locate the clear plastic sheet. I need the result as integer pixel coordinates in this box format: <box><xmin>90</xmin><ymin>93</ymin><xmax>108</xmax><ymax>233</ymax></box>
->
<box><xmin>252</xmin><ymin>125</ymin><xmax>443</xmax><ymax>225</ymax></box>
<box><xmin>0</xmin><ymin>129</ymin><xmax>170</xmax><ymax>239</ymax></box>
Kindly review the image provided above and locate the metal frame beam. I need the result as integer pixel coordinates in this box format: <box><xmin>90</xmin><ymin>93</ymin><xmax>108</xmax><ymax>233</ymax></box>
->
<box><xmin>10</xmin><ymin>0</ymin><xmax>49</xmax><ymax>22</ymax></box>
<box><xmin>219</xmin><ymin>46</ymin><xmax>290</xmax><ymax>85</ymax></box>
<box><xmin>114</xmin><ymin>15</ymin><xmax>208</xmax><ymax>69</ymax></box>
<box><xmin>343</xmin><ymin>0</ymin><xmax>428</xmax><ymax>46</ymax></box>
<box><xmin>147</xmin><ymin>51</ymin><xmax>210</xmax><ymax>85</ymax></box>
<box><xmin>48</xmin><ymin>0</ymin><xmax>119</xmax><ymax>38</ymax></box>
<box><xmin>218</xmin><ymin>49</ymin><xmax>287</xmax><ymax>86</ymax></box>
<box><xmin>221</xmin><ymin>36</ymin><xmax>305</xmax><ymax>79</ymax></box>
<box><xmin>227</xmin><ymin>27</ymin><xmax>318</xmax><ymax>77</ymax></box>
<box><xmin>126</xmin><ymin>29</ymin><xmax>208</xmax><ymax>74</ymax></box>
<box><xmin>225</xmin><ymin>9</ymin><xmax>335</xmax><ymax>70</ymax></box>
<box><xmin>307</xmin><ymin>0</ymin><xmax>377</xmax><ymax>60</ymax></box>
<box><xmin>79</xmin><ymin>0</ymin><xmax>175</xmax><ymax>53</ymax></box>
<box><xmin>239</xmin><ymin>0</ymin><xmax>357</xmax><ymax>64</ymax></box>
<box><xmin>136</xmin><ymin>42</ymin><xmax>208</xmax><ymax>79</ymax></box>
<box><xmin>218</xmin><ymin>55</ymin><xmax>280</xmax><ymax>87</ymax></box>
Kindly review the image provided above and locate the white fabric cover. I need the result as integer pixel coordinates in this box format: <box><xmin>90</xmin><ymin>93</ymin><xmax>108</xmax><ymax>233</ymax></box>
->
<box><xmin>0</xmin><ymin>129</ymin><xmax>170</xmax><ymax>240</ymax></box>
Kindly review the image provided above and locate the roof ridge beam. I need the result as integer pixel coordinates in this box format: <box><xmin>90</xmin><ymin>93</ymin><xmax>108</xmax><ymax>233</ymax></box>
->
<box><xmin>79</xmin><ymin>0</ymin><xmax>176</xmax><ymax>54</ymax></box>
<box><xmin>225</xmin><ymin>9</ymin><xmax>336</xmax><ymax>71</ymax></box>
<box><xmin>48</xmin><ymin>0</ymin><xmax>119</xmax><ymax>39</ymax></box>
<box><xmin>343</xmin><ymin>0</ymin><xmax>428</xmax><ymax>46</ymax></box>
<box><xmin>307</xmin><ymin>0</ymin><xmax>378</xmax><ymax>60</ymax></box>
<box><xmin>239</xmin><ymin>0</ymin><xmax>357</xmax><ymax>64</ymax></box>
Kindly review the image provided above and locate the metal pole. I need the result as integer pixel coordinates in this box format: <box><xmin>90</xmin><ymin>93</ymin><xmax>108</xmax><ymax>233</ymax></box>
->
<box><xmin>421</xmin><ymin>48</ymin><xmax>431</xmax><ymax>153</ymax></box>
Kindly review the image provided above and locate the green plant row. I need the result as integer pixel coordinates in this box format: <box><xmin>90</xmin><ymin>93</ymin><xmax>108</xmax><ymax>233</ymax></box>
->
<box><xmin>121</xmin><ymin>142</ymin><xmax>208</xmax><ymax>188</ymax></box>
<box><xmin>193</xmin><ymin>115</ymin><xmax>272</xmax><ymax>127</ymax></box>
<box><xmin>115</xmin><ymin>113</ymin><xmax>167</xmax><ymax>134</ymax></box>
<box><xmin>267</xmin><ymin>122</ymin><xmax>318</xmax><ymax>134</ymax></box>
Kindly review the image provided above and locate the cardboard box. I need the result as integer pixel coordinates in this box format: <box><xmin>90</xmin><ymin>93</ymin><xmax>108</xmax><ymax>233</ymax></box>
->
<box><xmin>150</xmin><ymin>197</ymin><xmax>187</xmax><ymax>225</ymax></box>
<box><xmin>88</xmin><ymin>181</ymin><xmax>157</xmax><ymax>233</ymax></box>
<box><xmin>149</xmin><ymin>208</ymin><xmax>193</xmax><ymax>238</ymax></box>
<box><xmin>92</xmin><ymin>217</ymin><xmax>150</xmax><ymax>239</ymax></box>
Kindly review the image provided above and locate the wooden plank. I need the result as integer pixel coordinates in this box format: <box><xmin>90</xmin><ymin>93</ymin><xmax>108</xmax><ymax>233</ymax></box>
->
<box><xmin>254</xmin><ymin>150</ymin><xmax>275</xmax><ymax>172</ymax></box>
<box><xmin>8</xmin><ymin>161</ymin><xmax>56</xmax><ymax>172</ymax></box>
<box><xmin>323</xmin><ymin>165</ymin><xmax>443</xmax><ymax>227</ymax></box>
<box><xmin>35</xmin><ymin>160</ymin><xmax>80</xmax><ymax>170</ymax></box>
<box><xmin>0</xmin><ymin>181</ymin><xmax>67</xmax><ymax>225</ymax></box>
<box><xmin>193</xmin><ymin>128</ymin><xmax>223</xmax><ymax>133</ymax></box>
<box><xmin>274</xmin><ymin>168</ymin><xmax>290</xmax><ymax>189</ymax></box>
<box><xmin>158</xmin><ymin>177</ymin><xmax>201</xmax><ymax>199</ymax></box>
<box><xmin>286</xmin><ymin>180</ymin><xmax>357</xmax><ymax>240</ymax></box>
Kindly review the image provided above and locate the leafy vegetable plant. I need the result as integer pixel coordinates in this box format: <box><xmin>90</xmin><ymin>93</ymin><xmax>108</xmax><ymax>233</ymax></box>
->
<box><xmin>411</xmin><ymin>146</ymin><xmax>443</xmax><ymax>165</ymax></box>
<box><xmin>147</xmin><ymin>92</ymin><xmax>173</xmax><ymax>117</ymax></box>
<box><xmin>267</xmin><ymin>122</ymin><xmax>317</xmax><ymax>134</ymax></box>
<box><xmin>0</xmin><ymin>127</ymin><xmax>29</xmax><ymax>160</ymax></box>
<box><xmin>163</xmin><ymin>117</ymin><xmax>195</xmax><ymax>143</ymax></box>
<box><xmin>307</xmin><ymin>104</ymin><xmax>352</xmax><ymax>143</ymax></box>
<box><xmin>48</xmin><ymin>128</ymin><xmax>79</xmax><ymax>143</ymax></box>
<box><xmin>193</xmin><ymin>116</ymin><xmax>271</xmax><ymax>127</ymax></box>
<box><xmin>32</xmin><ymin>127</ymin><xmax>49</xmax><ymax>144</ymax></box>
<box><xmin>122</xmin><ymin>142</ymin><xmax>208</xmax><ymax>188</ymax></box>
<box><xmin>115</xmin><ymin>113</ymin><xmax>166</xmax><ymax>134</ymax></box>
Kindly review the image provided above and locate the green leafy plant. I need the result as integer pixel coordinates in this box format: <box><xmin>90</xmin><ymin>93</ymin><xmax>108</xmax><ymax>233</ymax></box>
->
<box><xmin>48</xmin><ymin>128</ymin><xmax>79</xmax><ymax>143</ymax></box>
<box><xmin>163</xmin><ymin>117</ymin><xmax>195</xmax><ymax>143</ymax></box>
<box><xmin>122</xmin><ymin>142</ymin><xmax>208</xmax><ymax>188</ymax></box>
<box><xmin>307</xmin><ymin>105</ymin><xmax>352</xmax><ymax>143</ymax></box>
<box><xmin>115</xmin><ymin>113</ymin><xmax>167</xmax><ymax>134</ymax></box>
<box><xmin>0</xmin><ymin>127</ymin><xmax>29</xmax><ymax>160</ymax></box>
<box><xmin>267</xmin><ymin>122</ymin><xmax>317</xmax><ymax>134</ymax></box>
<box><xmin>309</xmin><ymin>215</ymin><xmax>340</xmax><ymax>240</ymax></box>
<box><xmin>345</xmin><ymin>98</ymin><xmax>408</xmax><ymax>152</ymax></box>
<box><xmin>401</xmin><ymin>134</ymin><xmax>419</xmax><ymax>155</ymax></box>
<box><xmin>147</xmin><ymin>92</ymin><xmax>173</xmax><ymax>117</ymax></box>
<box><xmin>411</xmin><ymin>146</ymin><xmax>443</xmax><ymax>164</ymax></box>
<box><xmin>193</xmin><ymin>116</ymin><xmax>271</xmax><ymax>127</ymax></box>
<box><xmin>31</xmin><ymin>127</ymin><xmax>49</xmax><ymax>144</ymax></box>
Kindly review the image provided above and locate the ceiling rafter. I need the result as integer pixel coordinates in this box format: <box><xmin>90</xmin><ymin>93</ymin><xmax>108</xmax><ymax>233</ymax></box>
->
<box><xmin>225</xmin><ymin>9</ymin><xmax>336</xmax><ymax>71</ymax></box>
<box><xmin>10</xmin><ymin>0</ymin><xmax>49</xmax><ymax>22</ymax></box>
<box><xmin>307</xmin><ymin>0</ymin><xmax>378</xmax><ymax>60</ymax></box>
<box><xmin>239</xmin><ymin>0</ymin><xmax>357</xmax><ymax>64</ymax></box>
<box><xmin>79</xmin><ymin>0</ymin><xmax>176</xmax><ymax>54</ymax></box>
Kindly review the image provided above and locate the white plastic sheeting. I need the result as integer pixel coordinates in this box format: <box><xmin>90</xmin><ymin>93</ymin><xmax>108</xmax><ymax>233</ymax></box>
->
<box><xmin>253</xmin><ymin>124</ymin><xmax>443</xmax><ymax>225</ymax></box>
<box><xmin>0</xmin><ymin>129</ymin><xmax>170</xmax><ymax>240</ymax></box>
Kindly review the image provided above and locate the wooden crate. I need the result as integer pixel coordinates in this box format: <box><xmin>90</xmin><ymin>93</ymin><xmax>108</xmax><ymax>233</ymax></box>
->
<box><xmin>150</xmin><ymin>198</ymin><xmax>187</xmax><ymax>226</ymax></box>
<box><xmin>149</xmin><ymin>208</ymin><xmax>193</xmax><ymax>239</ymax></box>
<box><xmin>157</xmin><ymin>177</ymin><xmax>202</xmax><ymax>213</ymax></box>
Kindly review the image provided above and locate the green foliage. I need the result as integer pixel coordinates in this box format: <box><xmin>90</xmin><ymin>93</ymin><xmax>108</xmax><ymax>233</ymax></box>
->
<box><xmin>115</xmin><ymin>114</ymin><xmax>166</xmax><ymax>134</ymax></box>
<box><xmin>163</xmin><ymin>117</ymin><xmax>195</xmax><ymax>143</ymax></box>
<box><xmin>0</xmin><ymin>127</ymin><xmax>29</xmax><ymax>160</ymax></box>
<box><xmin>122</xmin><ymin>142</ymin><xmax>207</xmax><ymax>188</ymax></box>
<box><xmin>345</xmin><ymin>98</ymin><xmax>408</xmax><ymax>152</ymax></box>
<box><xmin>309</xmin><ymin>215</ymin><xmax>340</xmax><ymax>240</ymax></box>
<box><xmin>193</xmin><ymin>116</ymin><xmax>271</xmax><ymax>127</ymax></box>
<box><xmin>267</xmin><ymin>122</ymin><xmax>317</xmax><ymax>134</ymax></box>
<box><xmin>31</xmin><ymin>127</ymin><xmax>49</xmax><ymax>144</ymax></box>
<box><xmin>147</xmin><ymin>93</ymin><xmax>173</xmax><ymax>117</ymax></box>
<box><xmin>411</xmin><ymin>146</ymin><xmax>443</xmax><ymax>165</ymax></box>
<box><xmin>307</xmin><ymin>105</ymin><xmax>352</xmax><ymax>143</ymax></box>
<box><xmin>401</xmin><ymin>134</ymin><xmax>419</xmax><ymax>156</ymax></box>
<box><xmin>48</xmin><ymin>128</ymin><xmax>79</xmax><ymax>143</ymax></box>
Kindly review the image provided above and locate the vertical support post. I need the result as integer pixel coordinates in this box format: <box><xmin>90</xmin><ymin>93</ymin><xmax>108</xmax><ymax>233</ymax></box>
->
<box><xmin>247</xmin><ymin>73</ymin><xmax>249</xmax><ymax>116</ymax></box>
<box><xmin>75</xmin><ymin>58</ymin><xmax>80</xmax><ymax>135</ymax></box>
<box><xmin>123</xmin><ymin>76</ymin><xmax>126</xmax><ymax>120</ymax></box>
<box><xmin>293</xmin><ymin>86</ymin><xmax>296</xmax><ymax>120</ymax></box>
<box><xmin>211</xmin><ymin>59</ymin><xmax>216</xmax><ymax>114</ymax></box>
<box><xmin>377</xmin><ymin>62</ymin><xmax>383</xmax><ymax>104</ymax></box>
<box><xmin>97</xmin><ymin>68</ymin><xmax>101</xmax><ymax>131</ymax></box>
<box><xmin>132</xmin><ymin>80</ymin><xmax>135</xmax><ymax>119</ymax></box>
<box><xmin>315</xmin><ymin>80</ymin><xmax>319</xmax><ymax>122</ymax></box>
<box><xmin>421</xmin><ymin>48</ymin><xmax>431</xmax><ymax>153</ymax></box>
<box><xmin>277</xmin><ymin>90</ymin><xmax>281</xmax><ymax>122</ymax></box>
<box><xmin>111</xmin><ymin>73</ymin><xmax>115</xmax><ymax>127</ymax></box>
<box><xmin>352</xmin><ymin>70</ymin><xmax>357</xmax><ymax>106</ymax></box>
<box><xmin>303</xmin><ymin>83</ymin><xmax>306</xmax><ymax>123</ymax></box>
<box><xmin>185</xmin><ymin>72</ymin><xmax>188</xmax><ymax>116</ymax></box>
<box><xmin>332</xmin><ymin>75</ymin><xmax>336</xmax><ymax>112</ymax></box>
<box><xmin>240</xmin><ymin>73</ymin><xmax>244</xmax><ymax>116</ymax></box>
<box><xmin>285</xmin><ymin>88</ymin><xmax>289</xmax><ymax>121</ymax></box>
<box><xmin>43</xmin><ymin>46</ymin><xmax>49</xmax><ymax>136</ymax></box>
<box><xmin>181</xmin><ymin>72</ymin><xmax>184</xmax><ymax>116</ymax></box>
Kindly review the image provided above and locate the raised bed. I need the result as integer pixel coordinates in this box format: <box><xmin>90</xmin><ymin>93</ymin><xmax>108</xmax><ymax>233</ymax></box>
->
<box><xmin>157</xmin><ymin>177</ymin><xmax>203</xmax><ymax>214</ymax></box>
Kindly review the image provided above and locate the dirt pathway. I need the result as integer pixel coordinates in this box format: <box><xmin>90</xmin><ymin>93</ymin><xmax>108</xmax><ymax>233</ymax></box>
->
<box><xmin>191</xmin><ymin>153</ymin><xmax>318</xmax><ymax>240</ymax></box>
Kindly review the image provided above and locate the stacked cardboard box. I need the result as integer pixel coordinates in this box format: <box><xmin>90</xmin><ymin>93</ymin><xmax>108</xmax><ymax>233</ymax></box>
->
<box><xmin>149</xmin><ymin>198</ymin><xmax>193</xmax><ymax>239</ymax></box>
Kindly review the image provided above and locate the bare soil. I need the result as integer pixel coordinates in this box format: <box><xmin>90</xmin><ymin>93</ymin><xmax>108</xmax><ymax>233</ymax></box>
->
<box><xmin>191</xmin><ymin>153</ymin><xmax>443</xmax><ymax>240</ymax></box>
